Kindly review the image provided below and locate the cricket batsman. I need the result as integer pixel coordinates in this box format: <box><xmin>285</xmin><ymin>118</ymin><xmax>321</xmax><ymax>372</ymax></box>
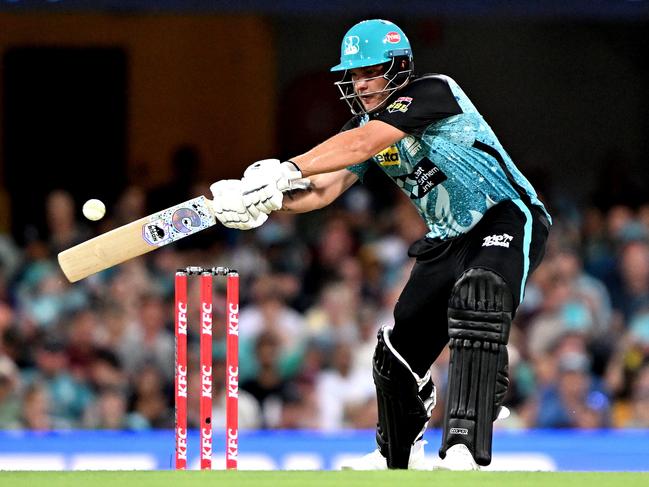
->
<box><xmin>210</xmin><ymin>19</ymin><xmax>551</xmax><ymax>470</ymax></box>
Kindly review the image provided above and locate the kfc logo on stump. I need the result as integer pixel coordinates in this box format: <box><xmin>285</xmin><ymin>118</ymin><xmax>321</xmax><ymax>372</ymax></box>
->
<box><xmin>228</xmin><ymin>365</ymin><xmax>239</xmax><ymax>398</ymax></box>
<box><xmin>177</xmin><ymin>302</ymin><xmax>187</xmax><ymax>335</ymax></box>
<box><xmin>176</xmin><ymin>364</ymin><xmax>188</xmax><ymax>397</ymax></box>
<box><xmin>201</xmin><ymin>365</ymin><xmax>212</xmax><ymax>397</ymax></box>
<box><xmin>201</xmin><ymin>428</ymin><xmax>213</xmax><ymax>460</ymax></box>
<box><xmin>176</xmin><ymin>427</ymin><xmax>188</xmax><ymax>462</ymax></box>
<box><xmin>201</xmin><ymin>302</ymin><xmax>212</xmax><ymax>335</ymax></box>
<box><xmin>227</xmin><ymin>428</ymin><xmax>238</xmax><ymax>463</ymax></box>
<box><xmin>228</xmin><ymin>302</ymin><xmax>239</xmax><ymax>336</ymax></box>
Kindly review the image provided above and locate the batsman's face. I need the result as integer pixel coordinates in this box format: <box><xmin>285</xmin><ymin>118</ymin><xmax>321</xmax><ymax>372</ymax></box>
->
<box><xmin>350</xmin><ymin>65</ymin><xmax>390</xmax><ymax>111</ymax></box>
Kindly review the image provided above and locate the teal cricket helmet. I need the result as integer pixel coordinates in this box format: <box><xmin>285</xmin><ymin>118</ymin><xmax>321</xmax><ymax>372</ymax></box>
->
<box><xmin>331</xmin><ymin>19</ymin><xmax>414</xmax><ymax>114</ymax></box>
<box><xmin>331</xmin><ymin>19</ymin><xmax>412</xmax><ymax>72</ymax></box>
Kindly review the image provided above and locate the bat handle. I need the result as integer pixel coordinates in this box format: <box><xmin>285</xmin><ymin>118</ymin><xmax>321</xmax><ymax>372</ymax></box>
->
<box><xmin>286</xmin><ymin>177</ymin><xmax>312</xmax><ymax>191</ymax></box>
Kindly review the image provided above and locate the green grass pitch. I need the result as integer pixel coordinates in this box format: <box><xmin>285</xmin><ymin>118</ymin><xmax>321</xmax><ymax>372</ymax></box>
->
<box><xmin>2</xmin><ymin>471</ymin><xmax>648</xmax><ymax>487</ymax></box>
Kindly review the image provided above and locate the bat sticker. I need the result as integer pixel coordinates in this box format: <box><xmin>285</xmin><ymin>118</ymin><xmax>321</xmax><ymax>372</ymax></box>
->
<box><xmin>141</xmin><ymin>196</ymin><xmax>216</xmax><ymax>247</ymax></box>
<box><xmin>172</xmin><ymin>207</ymin><xmax>202</xmax><ymax>233</ymax></box>
<box><xmin>143</xmin><ymin>220</ymin><xmax>172</xmax><ymax>246</ymax></box>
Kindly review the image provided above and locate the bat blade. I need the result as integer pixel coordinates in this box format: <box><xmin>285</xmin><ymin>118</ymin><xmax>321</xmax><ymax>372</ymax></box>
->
<box><xmin>58</xmin><ymin>196</ymin><xmax>216</xmax><ymax>283</ymax></box>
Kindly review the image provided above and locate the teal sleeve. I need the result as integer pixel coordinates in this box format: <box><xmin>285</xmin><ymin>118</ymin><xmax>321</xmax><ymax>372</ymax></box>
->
<box><xmin>346</xmin><ymin>161</ymin><xmax>370</xmax><ymax>182</ymax></box>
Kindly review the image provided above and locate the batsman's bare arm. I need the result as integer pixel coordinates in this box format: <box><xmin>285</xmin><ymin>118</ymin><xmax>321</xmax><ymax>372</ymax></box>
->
<box><xmin>291</xmin><ymin>120</ymin><xmax>406</xmax><ymax>177</ymax></box>
<box><xmin>281</xmin><ymin>169</ymin><xmax>358</xmax><ymax>213</ymax></box>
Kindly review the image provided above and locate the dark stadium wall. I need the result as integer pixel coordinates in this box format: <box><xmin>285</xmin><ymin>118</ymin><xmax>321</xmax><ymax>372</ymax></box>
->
<box><xmin>0</xmin><ymin>13</ymin><xmax>276</xmax><ymax>191</ymax></box>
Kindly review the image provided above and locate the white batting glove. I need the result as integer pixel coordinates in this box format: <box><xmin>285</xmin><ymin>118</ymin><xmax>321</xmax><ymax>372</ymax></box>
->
<box><xmin>241</xmin><ymin>159</ymin><xmax>303</xmax><ymax>214</ymax></box>
<box><xmin>210</xmin><ymin>179</ymin><xmax>268</xmax><ymax>230</ymax></box>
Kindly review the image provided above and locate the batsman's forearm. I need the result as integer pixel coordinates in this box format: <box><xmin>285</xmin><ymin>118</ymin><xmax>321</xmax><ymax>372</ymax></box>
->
<box><xmin>280</xmin><ymin>170</ymin><xmax>357</xmax><ymax>213</ymax></box>
<box><xmin>291</xmin><ymin>129</ymin><xmax>372</xmax><ymax>177</ymax></box>
<box><xmin>280</xmin><ymin>188</ymin><xmax>324</xmax><ymax>213</ymax></box>
<box><xmin>291</xmin><ymin>120</ymin><xmax>406</xmax><ymax>177</ymax></box>
<box><xmin>280</xmin><ymin>182</ymin><xmax>338</xmax><ymax>213</ymax></box>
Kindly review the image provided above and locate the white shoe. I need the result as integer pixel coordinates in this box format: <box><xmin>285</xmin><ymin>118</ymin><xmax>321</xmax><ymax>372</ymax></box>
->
<box><xmin>341</xmin><ymin>440</ymin><xmax>433</xmax><ymax>470</ymax></box>
<box><xmin>341</xmin><ymin>448</ymin><xmax>388</xmax><ymax>470</ymax></box>
<box><xmin>497</xmin><ymin>406</ymin><xmax>510</xmax><ymax>420</ymax></box>
<box><xmin>435</xmin><ymin>444</ymin><xmax>480</xmax><ymax>471</ymax></box>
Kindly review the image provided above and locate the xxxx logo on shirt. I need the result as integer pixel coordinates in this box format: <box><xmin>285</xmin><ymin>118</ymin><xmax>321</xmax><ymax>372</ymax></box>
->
<box><xmin>374</xmin><ymin>145</ymin><xmax>400</xmax><ymax>166</ymax></box>
<box><xmin>387</xmin><ymin>96</ymin><xmax>413</xmax><ymax>113</ymax></box>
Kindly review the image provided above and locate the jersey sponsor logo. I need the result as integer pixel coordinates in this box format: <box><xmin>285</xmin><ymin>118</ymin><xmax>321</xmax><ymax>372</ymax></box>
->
<box><xmin>387</xmin><ymin>96</ymin><xmax>413</xmax><ymax>113</ymax></box>
<box><xmin>374</xmin><ymin>145</ymin><xmax>400</xmax><ymax>166</ymax></box>
<box><xmin>395</xmin><ymin>157</ymin><xmax>447</xmax><ymax>199</ymax></box>
<box><xmin>482</xmin><ymin>233</ymin><xmax>513</xmax><ymax>248</ymax></box>
<box><xmin>385</xmin><ymin>31</ymin><xmax>401</xmax><ymax>43</ymax></box>
<box><xmin>344</xmin><ymin>35</ymin><xmax>360</xmax><ymax>55</ymax></box>
<box><xmin>402</xmin><ymin>136</ymin><xmax>422</xmax><ymax>157</ymax></box>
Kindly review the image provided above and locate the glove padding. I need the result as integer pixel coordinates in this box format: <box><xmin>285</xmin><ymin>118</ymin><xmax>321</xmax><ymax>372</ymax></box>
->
<box><xmin>241</xmin><ymin>159</ymin><xmax>303</xmax><ymax>215</ymax></box>
<box><xmin>210</xmin><ymin>179</ymin><xmax>268</xmax><ymax>230</ymax></box>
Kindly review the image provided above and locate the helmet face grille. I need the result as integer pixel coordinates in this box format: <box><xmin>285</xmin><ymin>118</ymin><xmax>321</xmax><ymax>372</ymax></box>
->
<box><xmin>334</xmin><ymin>56</ymin><xmax>413</xmax><ymax>115</ymax></box>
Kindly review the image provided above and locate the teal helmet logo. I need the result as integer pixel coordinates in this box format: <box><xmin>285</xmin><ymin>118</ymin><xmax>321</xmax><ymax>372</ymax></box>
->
<box><xmin>331</xmin><ymin>19</ymin><xmax>414</xmax><ymax>114</ymax></box>
<box><xmin>343</xmin><ymin>36</ymin><xmax>361</xmax><ymax>55</ymax></box>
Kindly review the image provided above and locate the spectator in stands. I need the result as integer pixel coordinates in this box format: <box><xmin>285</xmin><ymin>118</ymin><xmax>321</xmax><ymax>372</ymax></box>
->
<box><xmin>118</xmin><ymin>294</ymin><xmax>174</xmax><ymax>383</ymax></box>
<box><xmin>605</xmin><ymin>310</ymin><xmax>649</xmax><ymax>402</ymax></box>
<box><xmin>0</xmin><ymin>301</ymin><xmax>16</xmax><ymax>349</ymax></box>
<box><xmin>16</xmin><ymin>262</ymin><xmax>87</xmax><ymax>330</ymax></box>
<box><xmin>581</xmin><ymin>206</ymin><xmax>616</xmax><ymax>283</ymax></box>
<box><xmin>87</xmin><ymin>348</ymin><xmax>127</xmax><ymax>395</ymax></box>
<box><xmin>622</xmin><ymin>364</ymin><xmax>649</xmax><ymax>427</ymax></box>
<box><xmin>530</xmin><ymin>351</ymin><xmax>610</xmax><ymax>429</ymax></box>
<box><xmin>553</xmin><ymin>247</ymin><xmax>612</xmax><ymax>333</ymax></box>
<box><xmin>241</xmin><ymin>330</ymin><xmax>291</xmax><ymax>428</ymax></box>
<box><xmin>45</xmin><ymin>190</ymin><xmax>90</xmax><ymax>256</ymax></box>
<box><xmin>277</xmin><ymin>375</ymin><xmax>319</xmax><ymax>429</ymax></box>
<box><xmin>301</xmin><ymin>217</ymin><xmax>358</xmax><ymax>305</ymax></box>
<box><xmin>66</xmin><ymin>309</ymin><xmax>102</xmax><ymax>381</ymax></box>
<box><xmin>608</xmin><ymin>240</ymin><xmax>649</xmax><ymax>323</ymax></box>
<box><xmin>238</xmin><ymin>274</ymin><xmax>306</xmax><ymax>380</ymax></box>
<box><xmin>0</xmin><ymin>232</ymin><xmax>22</xmax><ymax>286</ymax></box>
<box><xmin>83</xmin><ymin>386</ymin><xmax>132</xmax><ymax>430</ymax></box>
<box><xmin>305</xmin><ymin>280</ymin><xmax>359</xmax><ymax>346</ymax></box>
<box><xmin>127</xmin><ymin>363</ymin><xmax>171</xmax><ymax>429</ymax></box>
<box><xmin>22</xmin><ymin>335</ymin><xmax>93</xmax><ymax>426</ymax></box>
<box><xmin>315</xmin><ymin>340</ymin><xmax>374</xmax><ymax>430</ymax></box>
<box><xmin>20</xmin><ymin>382</ymin><xmax>57</xmax><ymax>430</ymax></box>
<box><xmin>0</xmin><ymin>354</ymin><xmax>21</xmax><ymax>428</ymax></box>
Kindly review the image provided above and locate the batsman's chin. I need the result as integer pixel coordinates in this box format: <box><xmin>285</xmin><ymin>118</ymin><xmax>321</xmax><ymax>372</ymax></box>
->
<box><xmin>361</xmin><ymin>97</ymin><xmax>380</xmax><ymax>111</ymax></box>
<box><xmin>361</xmin><ymin>95</ymin><xmax>389</xmax><ymax>113</ymax></box>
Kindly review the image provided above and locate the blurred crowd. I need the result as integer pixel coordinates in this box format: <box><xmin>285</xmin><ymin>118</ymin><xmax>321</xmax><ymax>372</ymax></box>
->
<box><xmin>1</xmin><ymin>161</ymin><xmax>649</xmax><ymax>434</ymax></box>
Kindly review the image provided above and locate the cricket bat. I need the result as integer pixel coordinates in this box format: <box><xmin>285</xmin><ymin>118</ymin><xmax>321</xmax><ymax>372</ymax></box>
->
<box><xmin>58</xmin><ymin>179</ymin><xmax>310</xmax><ymax>283</ymax></box>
